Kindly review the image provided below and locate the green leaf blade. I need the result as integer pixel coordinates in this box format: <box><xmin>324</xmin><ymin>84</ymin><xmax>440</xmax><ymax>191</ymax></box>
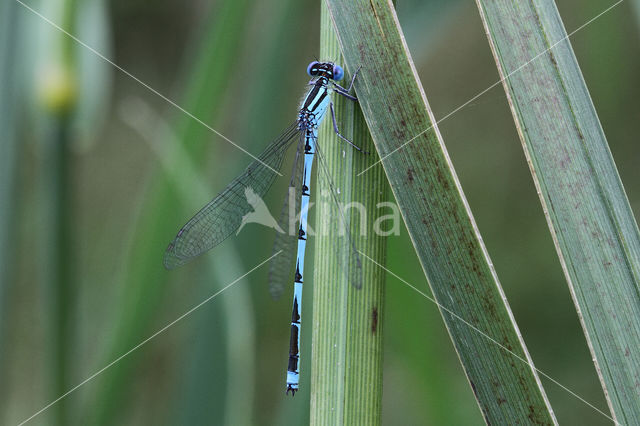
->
<box><xmin>475</xmin><ymin>0</ymin><xmax>640</xmax><ymax>423</ymax></box>
<box><xmin>310</xmin><ymin>5</ymin><xmax>388</xmax><ymax>425</ymax></box>
<box><xmin>325</xmin><ymin>0</ymin><xmax>557</xmax><ymax>423</ymax></box>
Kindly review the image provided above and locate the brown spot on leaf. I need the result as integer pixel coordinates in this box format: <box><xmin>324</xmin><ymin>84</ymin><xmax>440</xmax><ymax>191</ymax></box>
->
<box><xmin>407</xmin><ymin>167</ymin><xmax>414</xmax><ymax>183</ymax></box>
<box><xmin>371</xmin><ymin>307</ymin><xmax>378</xmax><ymax>334</ymax></box>
<box><xmin>470</xmin><ymin>380</ymin><xmax>479</xmax><ymax>398</ymax></box>
<box><xmin>436</xmin><ymin>167</ymin><xmax>450</xmax><ymax>190</ymax></box>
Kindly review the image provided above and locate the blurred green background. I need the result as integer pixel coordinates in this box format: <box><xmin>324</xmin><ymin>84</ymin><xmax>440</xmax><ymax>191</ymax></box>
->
<box><xmin>1</xmin><ymin>0</ymin><xmax>638</xmax><ymax>424</ymax></box>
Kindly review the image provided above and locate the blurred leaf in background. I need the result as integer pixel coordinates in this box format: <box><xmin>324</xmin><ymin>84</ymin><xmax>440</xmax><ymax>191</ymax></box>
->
<box><xmin>0</xmin><ymin>0</ymin><xmax>26</xmax><ymax>400</ymax></box>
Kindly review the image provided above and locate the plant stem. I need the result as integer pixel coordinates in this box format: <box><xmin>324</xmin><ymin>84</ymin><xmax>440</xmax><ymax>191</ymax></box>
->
<box><xmin>0</xmin><ymin>0</ymin><xmax>22</xmax><ymax>388</ymax></box>
<box><xmin>310</xmin><ymin>5</ymin><xmax>388</xmax><ymax>425</ymax></box>
<box><xmin>36</xmin><ymin>0</ymin><xmax>79</xmax><ymax>424</ymax></box>
<box><xmin>41</xmin><ymin>118</ymin><xmax>73</xmax><ymax>426</ymax></box>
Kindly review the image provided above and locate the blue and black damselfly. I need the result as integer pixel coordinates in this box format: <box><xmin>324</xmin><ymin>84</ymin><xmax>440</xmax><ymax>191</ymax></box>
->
<box><xmin>164</xmin><ymin>61</ymin><xmax>365</xmax><ymax>395</ymax></box>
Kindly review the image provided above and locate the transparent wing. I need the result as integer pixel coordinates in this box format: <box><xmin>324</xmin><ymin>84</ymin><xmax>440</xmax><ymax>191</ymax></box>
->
<box><xmin>164</xmin><ymin>122</ymin><xmax>301</xmax><ymax>269</ymax></box>
<box><xmin>268</xmin><ymin>133</ymin><xmax>305</xmax><ymax>299</ymax></box>
<box><xmin>314</xmin><ymin>140</ymin><xmax>363</xmax><ymax>289</ymax></box>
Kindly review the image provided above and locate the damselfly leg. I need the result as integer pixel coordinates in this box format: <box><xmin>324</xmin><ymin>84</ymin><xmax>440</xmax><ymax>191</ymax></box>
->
<box><xmin>329</xmin><ymin>103</ymin><xmax>368</xmax><ymax>153</ymax></box>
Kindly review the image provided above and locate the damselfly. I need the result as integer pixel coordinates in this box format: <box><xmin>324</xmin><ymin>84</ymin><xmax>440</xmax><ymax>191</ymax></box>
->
<box><xmin>164</xmin><ymin>61</ymin><xmax>365</xmax><ymax>395</ymax></box>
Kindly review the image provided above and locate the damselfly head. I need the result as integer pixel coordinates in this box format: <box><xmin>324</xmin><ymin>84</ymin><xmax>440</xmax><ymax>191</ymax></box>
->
<box><xmin>306</xmin><ymin>61</ymin><xmax>344</xmax><ymax>81</ymax></box>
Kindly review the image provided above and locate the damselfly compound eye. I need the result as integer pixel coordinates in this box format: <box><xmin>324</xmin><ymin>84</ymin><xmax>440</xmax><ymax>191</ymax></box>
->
<box><xmin>332</xmin><ymin>64</ymin><xmax>344</xmax><ymax>81</ymax></box>
<box><xmin>307</xmin><ymin>61</ymin><xmax>319</xmax><ymax>77</ymax></box>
